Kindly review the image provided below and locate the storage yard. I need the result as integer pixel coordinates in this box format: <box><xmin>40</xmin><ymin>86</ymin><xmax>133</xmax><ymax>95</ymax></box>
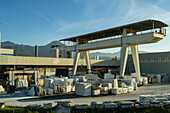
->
<box><xmin>0</xmin><ymin>19</ymin><xmax>170</xmax><ymax>113</ymax></box>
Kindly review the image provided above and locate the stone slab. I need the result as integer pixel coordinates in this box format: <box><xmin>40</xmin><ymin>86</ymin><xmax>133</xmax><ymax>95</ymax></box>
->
<box><xmin>27</xmin><ymin>104</ymin><xmax>41</xmax><ymax>110</ymax></box>
<box><xmin>55</xmin><ymin>105</ymin><xmax>71</xmax><ymax>113</ymax></box>
<box><xmin>76</xmin><ymin>104</ymin><xmax>88</xmax><ymax>109</ymax></box>
<box><xmin>85</xmin><ymin>74</ymin><xmax>99</xmax><ymax>80</ymax></box>
<box><xmin>104</xmin><ymin>103</ymin><xmax>118</xmax><ymax>108</ymax></box>
<box><xmin>139</xmin><ymin>95</ymin><xmax>156</xmax><ymax>103</ymax></box>
<box><xmin>104</xmin><ymin>73</ymin><xmax>114</xmax><ymax>79</ymax></box>
<box><xmin>75</xmin><ymin>82</ymin><xmax>91</xmax><ymax>96</ymax></box>
<box><xmin>95</xmin><ymin>102</ymin><xmax>103</xmax><ymax>109</ymax></box>
<box><xmin>43</xmin><ymin>103</ymin><xmax>53</xmax><ymax>109</ymax></box>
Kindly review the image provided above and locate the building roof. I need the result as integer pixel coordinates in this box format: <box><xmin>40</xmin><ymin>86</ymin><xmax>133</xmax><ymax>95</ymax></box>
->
<box><xmin>59</xmin><ymin>19</ymin><xmax>168</xmax><ymax>42</ymax></box>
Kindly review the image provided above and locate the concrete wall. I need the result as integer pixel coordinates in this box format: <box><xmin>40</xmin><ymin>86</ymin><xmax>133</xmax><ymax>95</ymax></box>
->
<box><xmin>0</xmin><ymin>55</ymin><xmax>119</xmax><ymax>67</ymax></box>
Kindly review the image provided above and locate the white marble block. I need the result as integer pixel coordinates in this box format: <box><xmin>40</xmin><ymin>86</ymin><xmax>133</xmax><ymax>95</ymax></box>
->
<box><xmin>100</xmin><ymin>87</ymin><xmax>109</xmax><ymax>95</ymax></box>
<box><xmin>0</xmin><ymin>85</ymin><xmax>5</xmax><ymax>92</ymax></box>
<box><xmin>113</xmin><ymin>79</ymin><xmax>118</xmax><ymax>88</ymax></box>
<box><xmin>75</xmin><ymin>82</ymin><xmax>91</xmax><ymax>96</ymax></box>
<box><xmin>104</xmin><ymin>73</ymin><xmax>114</xmax><ymax>79</ymax></box>
<box><xmin>143</xmin><ymin>77</ymin><xmax>148</xmax><ymax>85</ymax></box>
<box><xmin>92</xmin><ymin>89</ymin><xmax>100</xmax><ymax>96</ymax></box>
<box><xmin>85</xmin><ymin>74</ymin><xmax>99</xmax><ymax>80</ymax></box>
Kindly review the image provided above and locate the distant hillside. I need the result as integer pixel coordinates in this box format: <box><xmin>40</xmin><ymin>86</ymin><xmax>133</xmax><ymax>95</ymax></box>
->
<box><xmin>2</xmin><ymin>41</ymin><xmax>65</xmax><ymax>57</ymax></box>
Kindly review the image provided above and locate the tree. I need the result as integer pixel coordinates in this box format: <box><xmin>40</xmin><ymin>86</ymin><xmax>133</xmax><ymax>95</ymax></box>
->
<box><xmin>115</xmin><ymin>56</ymin><xmax>118</xmax><ymax>60</ymax></box>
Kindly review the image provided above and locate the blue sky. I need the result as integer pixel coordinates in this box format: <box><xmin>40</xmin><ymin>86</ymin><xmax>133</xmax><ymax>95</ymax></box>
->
<box><xmin>0</xmin><ymin>0</ymin><xmax>170</xmax><ymax>53</ymax></box>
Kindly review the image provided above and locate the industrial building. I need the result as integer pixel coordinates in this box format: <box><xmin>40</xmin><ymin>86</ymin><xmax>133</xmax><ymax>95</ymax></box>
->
<box><xmin>126</xmin><ymin>51</ymin><xmax>170</xmax><ymax>81</ymax></box>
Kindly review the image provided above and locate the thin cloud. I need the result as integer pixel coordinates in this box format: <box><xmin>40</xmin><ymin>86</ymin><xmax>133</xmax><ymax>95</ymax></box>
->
<box><xmin>29</xmin><ymin>9</ymin><xmax>52</xmax><ymax>24</ymax></box>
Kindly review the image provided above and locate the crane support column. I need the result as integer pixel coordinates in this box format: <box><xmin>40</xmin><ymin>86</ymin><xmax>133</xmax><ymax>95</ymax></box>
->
<box><xmin>120</xmin><ymin>44</ymin><xmax>129</xmax><ymax>78</ymax></box>
<box><xmin>131</xmin><ymin>45</ymin><xmax>141</xmax><ymax>82</ymax></box>
<box><xmin>84</xmin><ymin>51</ymin><xmax>91</xmax><ymax>74</ymax></box>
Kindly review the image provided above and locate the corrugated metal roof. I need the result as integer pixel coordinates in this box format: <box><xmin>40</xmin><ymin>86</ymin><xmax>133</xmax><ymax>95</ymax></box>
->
<box><xmin>60</xmin><ymin>19</ymin><xmax>168</xmax><ymax>42</ymax></box>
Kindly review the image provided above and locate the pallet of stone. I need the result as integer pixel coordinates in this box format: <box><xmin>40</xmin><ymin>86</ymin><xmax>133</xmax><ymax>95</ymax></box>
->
<box><xmin>92</xmin><ymin>89</ymin><xmax>100</xmax><ymax>96</ymax></box>
<box><xmin>75</xmin><ymin>82</ymin><xmax>91</xmax><ymax>96</ymax></box>
<box><xmin>76</xmin><ymin>104</ymin><xmax>88</xmax><ymax>109</ymax></box>
<box><xmin>139</xmin><ymin>95</ymin><xmax>156</xmax><ymax>103</ymax></box>
<box><xmin>117</xmin><ymin>101</ymin><xmax>135</xmax><ymax>108</ymax></box>
<box><xmin>111</xmin><ymin>88</ymin><xmax>122</xmax><ymax>95</ymax></box>
<box><xmin>103</xmin><ymin>102</ymin><xmax>118</xmax><ymax>108</ymax></box>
